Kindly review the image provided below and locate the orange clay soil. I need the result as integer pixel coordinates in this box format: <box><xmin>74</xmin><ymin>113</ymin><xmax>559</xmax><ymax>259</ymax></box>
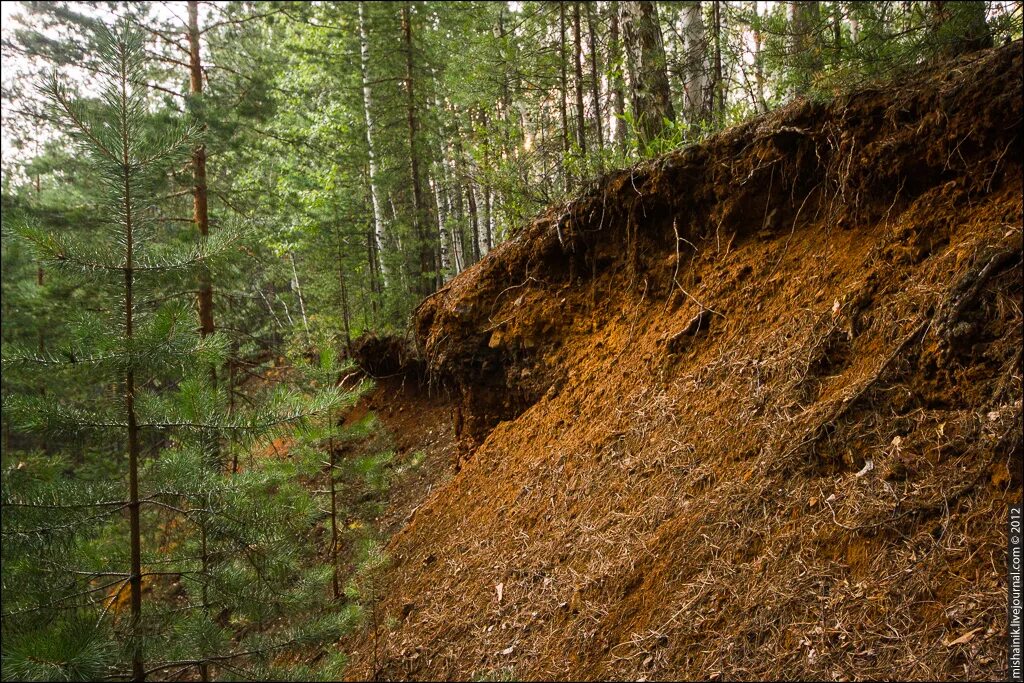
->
<box><xmin>344</xmin><ymin>43</ymin><xmax>1022</xmax><ymax>681</ymax></box>
<box><xmin>349</xmin><ymin>374</ymin><xmax>459</xmax><ymax>538</ymax></box>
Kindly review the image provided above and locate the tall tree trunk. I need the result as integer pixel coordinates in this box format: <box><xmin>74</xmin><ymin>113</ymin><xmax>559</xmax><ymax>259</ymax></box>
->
<box><xmin>35</xmin><ymin>174</ymin><xmax>46</xmax><ymax>361</ymax></box>
<box><xmin>358</xmin><ymin>2</ymin><xmax>389</xmax><ymax>286</ymax></box>
<box><xmin>188</xmin><ymin>1</ymin><xmax>214</xmax><ymax>344</ymax></box>
<box><xmin>289</xmin><ymin>252</ymin><xmax>310</xmax><ymax>342</ymax></box>
<box><xmin>712</xmin><ymin>0</ymin><xmax>725</xmax><ymax>121</ymax></box>
<box><xmin>187</xmin><ymin>9</ymin><xmax>212</xmax><ymax>679</ymax></box>
<box><xmin>681</xmin><ymin>1</ymin><xmax>709</xmax><ymax>124</ymax></box>
<box><xmin>453</xmin><ymin>125</ymin><xmax>477</xmax><ymax>265</ymax></box>
<box><xmin>336</xmin><ymin>231</ymin><xmax>352</xmax><ymax>350</ymax></box>
<box><xmin>467</xmin><ymin>183</ymin><xmax>481</xmax><ymax>264</ymax></box>
<box><xmin>328</xmin><ymin>439</ymin><xmax>340</xmax><ymax>599</ymax></box>
<box><xmin>119</xmin><ymin>64</ymin><xmax>144</xmax><ymax>683</ymax></box>
<box><xmin>619</xmin><ymin>0</ymin><xmax>675</xmax><ymax>147</ymax></box>
<box><xmin>585</xmin><ymin>2</ymin><xmax>604</xmax><ymax>153</ymax></box>
<box><xmin>479</xmin><ymin>109</ymin><xmax>493</xmax><ymax>254</ymax></box>
<box><xmin>559</xmin><ymin>2</ymin><xmax>570</xmax><ymax>189</ymax></box>
<box><xmin>482</xmin><ymin>185</ymin><xmax>492</xmax><ymax>254</ymax></box>
<box><xmin>609</xmin><ymin>6</ymin><xmax>626</xmax><ymax>148</ymax></box>
<box><xmin>126</xmin><ymin>285</ymin><xmax>143</xmax><ymax>683</ymax></box>
<box><xmin>572</xmin><ymin>2</ymin><xmax>587</xmax><ymax>157</ymax></box>
<box><xmin>402</xmin><ymin>3</ymin><xmax>436</xmax><ymax>297</ymax></box>
<box><xmin>365</xmin><ymin>223</ymin><xmax>380</xmax><ymax>323</ymax></box>
<box><xmin>439</xmin><ymin>132</ymin><xmax>462</xmax><ymax>274</ymax></box>
<box><xmin>752</xmin><ymin>2</ymin><xmax>767</xmax><ymax>113</ymax></box>
<box><xmin>443</xmin><ymin>130</ymin><xmax>465</xmax><ymax>273</ymax></box>
<box><xmin>430</xmin><ymin>175</ymin><xmax>451</xmax><ymax>281</ymax></box>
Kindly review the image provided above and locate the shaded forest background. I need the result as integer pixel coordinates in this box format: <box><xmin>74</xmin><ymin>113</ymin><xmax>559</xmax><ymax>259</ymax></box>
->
<box><xmin>4</xmin><ymin>1</ymin><xmax>1020</xmax><ymax>341</ymax></box>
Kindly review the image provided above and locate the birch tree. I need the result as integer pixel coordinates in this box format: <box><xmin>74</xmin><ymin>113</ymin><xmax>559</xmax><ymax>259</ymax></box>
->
<box><xmin>359</xmin><ymin>1</ymin><xmax>389</xmax><ymax>286</ymax></box>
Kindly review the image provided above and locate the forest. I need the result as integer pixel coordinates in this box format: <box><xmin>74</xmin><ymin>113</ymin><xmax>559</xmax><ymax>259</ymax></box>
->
<box><xmin>1</xmin><ymin>1</ymin><xmax>1022</xmax><ymax>682</ymax></box>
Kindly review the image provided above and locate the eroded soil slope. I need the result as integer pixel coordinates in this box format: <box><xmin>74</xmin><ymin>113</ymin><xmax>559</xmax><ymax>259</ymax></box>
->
<box><xmin>346</xmin><ymin>43</ymin><xmax>1023</xmax><ymax>681</ymax></box>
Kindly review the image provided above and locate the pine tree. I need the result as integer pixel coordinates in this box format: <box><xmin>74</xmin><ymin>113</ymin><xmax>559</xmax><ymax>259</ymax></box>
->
<box><xmin>2</xmin><ymin>18</ymin><xmax>365</xmax><ymax>682</ymax></box>
<box><xmin>3</xmin><ymin>20</ymin><xmax>208</xmax><ymax>680</ymax></box>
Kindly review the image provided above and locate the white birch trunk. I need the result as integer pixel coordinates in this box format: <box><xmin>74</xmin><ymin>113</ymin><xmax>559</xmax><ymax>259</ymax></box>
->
<box><xmin>358</xmin><ymin>1</ymin><xmax>388</xmax><ymax>285</ymax></box>
<box><xmin>681</xmin><ymin>2</ymin><xmax>709</xmax><ymax>123</ymax></box>
<box><xmin>430</xmin><ymin>175</ymin><xmax>451</xmax><ymax>279</ymax></box>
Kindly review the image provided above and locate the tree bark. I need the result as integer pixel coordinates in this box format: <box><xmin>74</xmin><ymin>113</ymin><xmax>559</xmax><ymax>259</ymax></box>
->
<box><xmin>119</xmin><ymin>54</ymin><xmax>144</xmax><ymax>683</ymax></box>
<box><xmin>328</xmin><ymin>439</ymin><xmax>340</xmax><ymax>599</ymax></box>
<box><xmin>358</xmin><ymin>2</ymin><xmax>389</xmax><ymax>286</ymax></box>
<box><xmin>609</xmin><ymin>6</ymin><xmax>626</xmax><ymax>148</ymax></box>
<box><xmin>402</xmin><ymin>3</ymin><xmax>437</xmax><ymax>296</ymax></box>
<box><xmin>336</xmin><ymin>231</ymin><xmax>352</xmax><ymax>350</ymax></box>
<box><xmin>467</xmin><ymin>183</ymin><xmax>481</xmax><ymax>264</ymax></box>
<box><xmin>443</xmin><ymin>132</ymin><xmax>466</xmax><ymax>273</ymax></box>
<box><xmin>572</xmin><ymin>2</ymin><xmax>587</xmax><ymax>157</ymax></box>
<box><xmin>482</xmin><ymin>185</ymin><xmax>492</xmax><ymax>255</ymax></box>
<box><xmin>453</xmin><ymin>125</ymin><xmax>478</xmax><ymax>264</ymax></box>
<box><xmin>365</xmin><ymin>223</ymin><xmax>380</xmax><ymax>323</ymax></box>
<box><xmin>35</xmin><ymin>175</ymin><xmax>45</xmax><ymax>360</ymax></box>
<box><xmin>585</xmin><ymin>2</ymin><xmax>604</xmax><ymax>153</ymax></box>
<box><xmin>712</xmin><ymin>0</ymin><xmax>725</xmax><ymax>121</ymax></box>
<box><xmin>619</xmin><ymin>1</ymin><xmax>675</xmax><ymax>147</ymax></box>
<box><xmin>479</xmin><ymin>109</ymin><xmax>493</xmax><ymax>254</ymax></box>
<box><xmin>559</xmin><ymin>2</ymin><xmax>570</xmax><ymax>188</ymax></box>
<box><xmin>188</xmin><ymin>1</ymin><xmax>214</xmax><ymax>343</ymax></box>
<box><xmin>289</xmin><ymin>252</ymin><xmax>310</xmax><ymax>342</ymax></box>
<box><xmin>681</xmin><ymin>2</ymin><xmax>709</xmax><ymax>124</ymax></box>
<box><xmin>430</xmin><ymin>175</ymin><xmax>451</xmax><ymax>281</ymax></box>
<box><xmin>752</xmin><ymin>2</ymin><xmax>767</xmax><ymax>113</ymax></box>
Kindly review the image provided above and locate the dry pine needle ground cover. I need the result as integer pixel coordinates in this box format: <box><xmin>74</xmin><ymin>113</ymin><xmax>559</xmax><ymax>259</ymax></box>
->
<box><xmin>344</xmin><ymin>42</ymin><xmax>1023</xmax><ymax>681</ymax></box>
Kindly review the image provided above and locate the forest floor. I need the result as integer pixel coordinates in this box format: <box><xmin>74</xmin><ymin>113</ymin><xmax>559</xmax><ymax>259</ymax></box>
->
<box><xmin>345</xmin><ymin>374</ymin><xmax>459</xmax><ymax>540</ymax></box>
<box><xmin>341</xmin><ymin>42</ymin><xmax>1022</xmax><ymax>681</ymax></box>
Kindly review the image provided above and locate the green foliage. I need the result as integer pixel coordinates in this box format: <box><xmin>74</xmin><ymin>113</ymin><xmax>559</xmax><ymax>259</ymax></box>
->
<box><xmin>1</xmin><ymin>613</ymin><xmax>118</xmax><ymax>683</ymax></box>
<box><xmin>2</xmin><ymin>2</ymin><xmax>1019</xmax><ymax>679</ymax></box>
<box><xmin>344</xmin><ymin>537</ymin><xmax>391</xmax><ymax>605</ymax></box>
<box><xmin>1</xmin><ymin>14</ymin><xmax>372</xmax><ymax>681</ymax></box>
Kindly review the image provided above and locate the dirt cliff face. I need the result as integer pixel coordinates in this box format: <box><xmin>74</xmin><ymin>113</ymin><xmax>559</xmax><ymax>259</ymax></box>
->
<box><xmin>351</xmin><ymin>43</ymin><xmax>1022</xmax><ymax>681</ymax></box>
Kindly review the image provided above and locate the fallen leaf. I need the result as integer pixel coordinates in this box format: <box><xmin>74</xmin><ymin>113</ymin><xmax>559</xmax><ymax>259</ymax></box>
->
<box><xmin>496</xmin><ymin>582</ymin><xmax>504</xmax><ymax>604</ymax></box>
<box><xmin>499</xmin><ymin>646</ymin><xmax>514</xmax><ymax>656</ymax></box>
<box><xmin>944</xmin><ymin>627</ymin><xmax>982</xmax><ymax>647</ymax></box>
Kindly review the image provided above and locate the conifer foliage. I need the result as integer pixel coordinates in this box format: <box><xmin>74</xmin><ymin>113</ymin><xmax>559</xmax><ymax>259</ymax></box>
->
<box><xmin>1</xmin><ymin>19</ymin><xmax>365</xmax><ymax>683</ymax></box>
<box><xmin>1</xmin><ymin>2</ymin><xmax>1021</xmax><ymax>681</ymax></box>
